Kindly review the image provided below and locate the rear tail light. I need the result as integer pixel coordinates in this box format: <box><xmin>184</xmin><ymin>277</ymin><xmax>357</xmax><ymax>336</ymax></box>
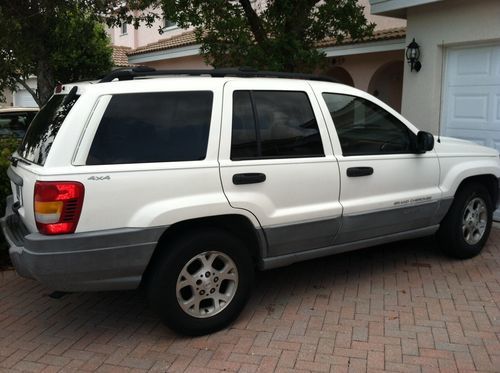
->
<box><xmin>34</xmin><ymin>181</ymin><xmax>84</xmax><ymax>235</ymax></box>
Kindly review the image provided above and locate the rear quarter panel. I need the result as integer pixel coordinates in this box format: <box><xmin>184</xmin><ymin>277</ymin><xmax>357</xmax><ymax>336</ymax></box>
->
<box><xmin>39</xmin><ymin>162</ymin><xmax>237</xmax><ymax>231</ymax></box>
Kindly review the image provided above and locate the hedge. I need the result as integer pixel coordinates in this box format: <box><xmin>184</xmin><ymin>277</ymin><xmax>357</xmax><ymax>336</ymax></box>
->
<box><xmin>0</xmin><ymin>137</ymin><xmax>20</xmax><ymax>268</ymax></box>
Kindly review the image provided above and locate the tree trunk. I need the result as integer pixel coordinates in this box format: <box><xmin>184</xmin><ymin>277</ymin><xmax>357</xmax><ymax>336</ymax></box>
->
<box><xmin>36</xmin><ymin>59</ymin><xmax>55</xmax><ymax>106</ymax></box>
<box><xmin>16</xmin><ymin>78</ymin><xmax>41</xmax><ymax>107</ymax></box>
<box><xmin>239</xmin><ymin>0</ymin><xmax>267</xmax><ymax>45</ymax></box>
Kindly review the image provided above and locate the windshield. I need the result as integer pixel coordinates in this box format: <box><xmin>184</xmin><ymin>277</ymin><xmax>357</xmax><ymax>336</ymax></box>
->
<box><xmin>17</xmin><ymin>94</ymin><xmax>79</xmax><ymax>165</ymax></box>
<box><xmin>0</xmin><ymin>111</ymin><xmax>37</xmax><ymax>139</ymax></box>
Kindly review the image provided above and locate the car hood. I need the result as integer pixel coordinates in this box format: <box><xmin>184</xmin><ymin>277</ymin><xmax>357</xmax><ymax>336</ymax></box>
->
<box><xmin>433</xmin><ymin>136</ymin><xmax>499</xmax><ymax>157</ymax></box>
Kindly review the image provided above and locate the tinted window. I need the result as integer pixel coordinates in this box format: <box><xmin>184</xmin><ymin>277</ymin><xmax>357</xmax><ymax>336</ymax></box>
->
<box><xmin>18</xmin><ymin>95</ymin><xmax>78</xmax><ymax>165</ymax></box>
<box><xmin>0</xmin><ymin>111</ymin><xmax>37</xmax><ymax>139</ymax></box>
<box><xmin>231</xmin><ymin>91</ymin><xmax>324</xmax><ymax>160</ymax></box>
<box><xmin>322</xmin><ymin>93</ymin><xmax>415</xmax><ymax>156</ymax></box>
<box><xmin>231</xmin><ymin>91</ymin><xmax>259</xmax><ymax>159</ymax></box>
<box><xmin>87</xmin><ymin>91</ymin><xmax>213</xmax><ymax>165</ymax></box>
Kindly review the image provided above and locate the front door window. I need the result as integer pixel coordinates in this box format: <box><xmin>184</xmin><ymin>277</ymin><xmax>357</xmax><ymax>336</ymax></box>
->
<box><xmin>322</xmin><ymin>93</ymin><xmax>416</xmax><ymax>156</ymax></box>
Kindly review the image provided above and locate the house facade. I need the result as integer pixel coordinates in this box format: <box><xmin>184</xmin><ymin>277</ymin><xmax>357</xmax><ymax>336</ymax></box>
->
<box><xmin>371</xmin><ymin>0</ymin><xmax>500</xmax><ymax>151</ymax></box>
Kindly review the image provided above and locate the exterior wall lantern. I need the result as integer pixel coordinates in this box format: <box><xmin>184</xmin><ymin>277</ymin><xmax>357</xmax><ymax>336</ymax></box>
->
<box><xmin>406</xmin><ymin>38</ymin><xmax>422</xmax><ymax>72</ymax></box>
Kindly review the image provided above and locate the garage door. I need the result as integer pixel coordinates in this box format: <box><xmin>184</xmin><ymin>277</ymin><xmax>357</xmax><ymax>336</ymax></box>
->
<box><xmin>442</xmin><ymin>44</ymin><xmax>500</xmax><ymax>150</ymax></box>
<box><xmin>13</xmin><ymin>90</ymin><xmax>38</xmax><ymax>108</ymax></box>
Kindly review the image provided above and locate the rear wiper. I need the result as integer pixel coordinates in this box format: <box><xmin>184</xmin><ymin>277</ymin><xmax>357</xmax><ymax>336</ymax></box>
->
<box><xmin>10</xmin><ymin>155</ymin><xmax>31</xmax><ymax>167</ymax></box>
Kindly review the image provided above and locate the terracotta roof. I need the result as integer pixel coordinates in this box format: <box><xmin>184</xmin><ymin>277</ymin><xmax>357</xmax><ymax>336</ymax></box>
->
<box><xmin>112</xmin><ymin>45</ymin><xmax>134</xmax><ymax>67</ymax></box>
<box><xmin>317</xmin><ymin>27</ymin><xmax>406</xmax><ymax>48</ymax></box>
<box><xmin>127</xmin><ymin>31</ymin><xmax>198</xmax><ymax>56</ymax></box>
<box><xmin>126</xmin><ymin>27</ymin><xmax>406</xmax><ymax>57</ymax></box>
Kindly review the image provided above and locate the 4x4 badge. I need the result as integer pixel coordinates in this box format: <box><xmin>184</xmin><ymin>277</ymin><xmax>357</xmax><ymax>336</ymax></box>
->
<box><xmin>87</xmin><ymin>176</ymin><xmax>111</xmax><ymax>181</ymax></box>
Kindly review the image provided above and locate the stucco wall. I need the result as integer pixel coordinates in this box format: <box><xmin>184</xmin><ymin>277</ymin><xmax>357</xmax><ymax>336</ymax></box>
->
<box><xmin>359</xmin><ymin>0</ymin><xmax>406</xmax><ymax>30</ymax></box>
<box><xmin>107</xmin><ymin>13</ymin><xmax>188</xmax><ymax>49</ymax></box>
<box><xmin>327</xmin><ymin>50</ymin><xmax>404</xmax><ymax>91</ymax></box>
<box><xmin>401</xmin><ymin>0</ymin><xmax>500</xmax><ymax>133</ymax></box>
<box><xmin>146</xmin><ymin>55</ymin><xmax>209</xmax><ymax>70</ymax></box>
<box><xmin>110</xmin><ymin>25</ymin><xmax>136</xmax><ymax>48</ymax></box>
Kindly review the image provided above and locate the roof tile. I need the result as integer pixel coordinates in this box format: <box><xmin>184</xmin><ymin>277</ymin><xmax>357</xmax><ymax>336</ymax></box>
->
<box><xmin>127</xmin><ymin>31</ymin><xmax>198</xmax><ymax>56</ymax></box>
<box><xmin>112</xmin><ymin>45</ymin><xmax>134</xmax><ymax>67</ymax></box>
<box><xmin>125</xmin><ymin>27</ymin><xmax>406</xmax><ymax>57</ymax></box>
<box><xmin>317</xmin><ymin>27</ymin><xmax>406</xmax><ymax>48</ymax></box>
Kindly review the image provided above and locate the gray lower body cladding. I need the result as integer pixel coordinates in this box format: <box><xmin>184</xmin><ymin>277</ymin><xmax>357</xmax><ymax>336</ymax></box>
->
<box><xmin>260</xmin><ymin>199</ymin><xmax>453</xmax><ymax>269</ymax></box>
<box><xmin>2</xmin><ymin>197</ymin><xmax>165</xmax><ymax>291</ymax></box>
<box><xmin>264</xmin><ymin>218</ymin><xmax>341</xmax><ymax>257</ymax></box>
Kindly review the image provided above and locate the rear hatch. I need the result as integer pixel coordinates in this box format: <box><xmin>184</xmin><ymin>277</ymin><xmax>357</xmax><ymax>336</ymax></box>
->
<box><xmin>8</xmin><ymin>86</ymin><xmax>81</xmax><ymax>233</ymax></box>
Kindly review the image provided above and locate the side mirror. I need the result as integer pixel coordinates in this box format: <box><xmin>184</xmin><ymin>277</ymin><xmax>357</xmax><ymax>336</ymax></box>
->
<box><xmin>416</xmin><ymin>131</ymin><xmax>434</xmax><ymax>153</ymax></box>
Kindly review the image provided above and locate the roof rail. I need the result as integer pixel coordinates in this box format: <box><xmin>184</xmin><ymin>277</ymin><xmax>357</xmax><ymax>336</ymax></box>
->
<box><xmin>99</xmin><ymin>66</ymin><xmax>339</xmax><ymax>83</ymax></box>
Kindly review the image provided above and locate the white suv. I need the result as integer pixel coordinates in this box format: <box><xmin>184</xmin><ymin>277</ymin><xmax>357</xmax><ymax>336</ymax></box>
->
<box><xmin>2</xmin><ymin>68</ymin><xmax>500</xmax><ymax>335</ymax></box>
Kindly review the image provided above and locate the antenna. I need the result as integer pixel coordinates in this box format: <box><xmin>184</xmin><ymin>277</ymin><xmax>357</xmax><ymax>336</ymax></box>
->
<box><xmin>437</xmin><ymin>40</ymin><xmax>445</xmax><ymax>143</ymax></box>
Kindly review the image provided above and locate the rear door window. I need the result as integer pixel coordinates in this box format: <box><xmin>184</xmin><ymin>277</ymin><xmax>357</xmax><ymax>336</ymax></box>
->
<box><xmin>18</xmin><ymin>95</ymin><xmax>79</xmax><ymax>165</ymax></box>
<box><xmin>231</xmin><ymin>90</ymin><xmax>324</xmax><ymax>160</ymax></box>
<box><xmin>87</xmin><ymin>91</ymin><xmax>213</xmax><ymax>165</ymax></box>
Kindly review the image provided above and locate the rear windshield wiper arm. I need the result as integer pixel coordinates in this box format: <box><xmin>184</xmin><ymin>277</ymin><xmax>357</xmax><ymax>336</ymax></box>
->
<box><xmin>10</xmin><ymin>155</ymin><xmax>31</xmax><ymax>167</ymax></box>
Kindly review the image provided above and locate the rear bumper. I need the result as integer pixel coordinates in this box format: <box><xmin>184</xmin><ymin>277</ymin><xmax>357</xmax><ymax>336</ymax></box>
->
<box><xmin>1</xmin><ymin>195</ymin><xmax>165</xmax><ymax>291</ymax></box>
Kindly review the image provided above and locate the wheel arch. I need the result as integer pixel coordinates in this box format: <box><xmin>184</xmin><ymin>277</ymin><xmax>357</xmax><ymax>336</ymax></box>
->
<box><xmin>454</xmin><ymin>174</ymin><xmax>498</xmax><ymax>205</ymax></box>
<box><xmin>440</xmin><ymin>158</ymin><xmax>500</xmax><ymax>202</ymax></box>
<box><xmin>140</xmin><ymin>214</ymin><xmax>266</xmax><ymax>287</ymax></box>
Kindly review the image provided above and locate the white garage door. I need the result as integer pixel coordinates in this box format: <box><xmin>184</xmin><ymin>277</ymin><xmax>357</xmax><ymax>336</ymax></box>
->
<box><xmin>442</xmin><ymin>44</ymin><xmax>500</xmax><ymax>150</ymax></box>
<box><xmin>13</xmin><ymin>90</ymin><xmax>38</xmax><ymax>108</ymax></box>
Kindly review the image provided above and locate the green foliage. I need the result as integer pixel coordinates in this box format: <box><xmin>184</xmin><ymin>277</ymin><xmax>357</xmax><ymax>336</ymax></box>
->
<box><xmin>0</xmin><ymin>137</ymin><xmax>19</xmax><ymax>214</ymax></box>
<box><xmin>0</xmin><ymin>136</ymin><xmax>20</xmax><ymax>268</ymax></box>
<box><xmin>155</xmin><ymin>0</ymin><xmax>375</xmax><ymax>72</ymax></box>
<box><xmin>51</xmin><ymin>9</ymin><xmax>114</xmax><ymax>85</ymax></box>
<box><xmin>0</xmin><ymin>1</ymin><xmax>114</xmax><ymax>106</ymax></box>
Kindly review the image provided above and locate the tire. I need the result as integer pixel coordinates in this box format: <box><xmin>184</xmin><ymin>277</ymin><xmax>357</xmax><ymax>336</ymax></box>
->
<box><xmin>437</xmin><ymin>182</ymin><xmax>493</xmax><ymax>259</ymax></box>
<box><xmin>147</xmin><ymin>229</ymin><xmax>254</xmax><ymax>336</ymax></box>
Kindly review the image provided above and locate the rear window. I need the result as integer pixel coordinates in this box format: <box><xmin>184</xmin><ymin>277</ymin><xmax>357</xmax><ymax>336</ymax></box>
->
<box><xmin>86</xmin><ymin>91</ymin><xmax>213</xmax><ymax>165</ymax></box>
<box><xmin>17</xmin><ymin>94</ymin><xmax>79</xmax><ymax>165</ymax></box>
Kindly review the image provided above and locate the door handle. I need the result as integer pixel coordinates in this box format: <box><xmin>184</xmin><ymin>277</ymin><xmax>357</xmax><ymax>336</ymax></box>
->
<box><xmin>232</xmin><ymin>173</ymin><xmax>266</xmax><ymax>185</ymax></box>
<box><xmin>346</xmin><ymin>167</ymin><xmax>373</xmax><ymax>177</ymax></box>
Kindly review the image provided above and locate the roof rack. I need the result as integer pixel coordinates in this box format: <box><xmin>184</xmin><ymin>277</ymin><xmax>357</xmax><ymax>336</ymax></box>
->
<box><xmin>99</xmin><ymin>66</ymin><xmax>339</xmax><ymax>83</ymax></box>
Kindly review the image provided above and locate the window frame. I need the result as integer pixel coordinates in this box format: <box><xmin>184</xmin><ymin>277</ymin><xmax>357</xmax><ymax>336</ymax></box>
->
<box><xmin>230</xmin><ymin>89</ymin><xmax>326</xmax><ymax>161</ymax></box>
<box><xmin>17</xmin><ymin>94</ymin><xmax>80</xmax><ymax>166</ymax></box>
<box><xmin>162</xmin><ymin>17</ymin><xmax>178</xmax><ymax>31</ymax></box>
<box><xmin>83</xmin><ymin>91</ymin><xmax>215</xmax><ymax>166</ymax></box>
<box><xmin>321</xmin><ymin>92</ymin><xmax>418</xmax><ymax>157</ymax></box>
<box><xmin>120</xmin><ymin>22</ymin><xmax>128</xmax><ymax>35</ymax></box>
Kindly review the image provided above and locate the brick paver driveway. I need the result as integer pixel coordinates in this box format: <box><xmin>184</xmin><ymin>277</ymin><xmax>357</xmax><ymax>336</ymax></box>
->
<box><xmin>2</xmin><ymin>229</ymin><xmax>500</xmax><ymax>373</ymax></box>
